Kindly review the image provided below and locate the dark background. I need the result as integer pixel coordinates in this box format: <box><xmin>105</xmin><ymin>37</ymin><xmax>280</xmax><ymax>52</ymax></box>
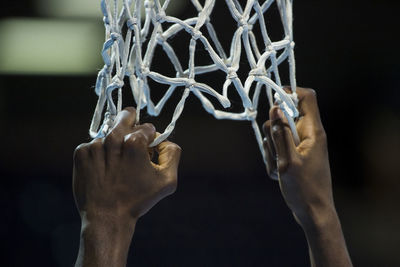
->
<box><xmin>1</xmin><ymin>0</ymin><xmax>400</xmax><ymax>266</ymax></box>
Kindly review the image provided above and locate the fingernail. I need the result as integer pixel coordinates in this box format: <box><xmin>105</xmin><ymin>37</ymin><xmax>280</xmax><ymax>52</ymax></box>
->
<box><xmin>271</xmin><ymin>107</ymin><xmax>285</xmax><ymax>121</ymax></box>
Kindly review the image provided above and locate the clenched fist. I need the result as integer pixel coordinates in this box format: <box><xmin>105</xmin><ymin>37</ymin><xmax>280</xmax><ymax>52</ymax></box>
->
<box><xmin>73</xmin><ymin>107</ymin><xmax>181</xmax><ymax>267</ymax></box>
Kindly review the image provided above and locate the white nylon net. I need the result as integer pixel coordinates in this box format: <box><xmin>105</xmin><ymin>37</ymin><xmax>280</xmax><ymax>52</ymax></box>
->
<box><xmin>90</xmin><ymin>0</ymin><xmax>299</xmax><ymax>167</ymax></box>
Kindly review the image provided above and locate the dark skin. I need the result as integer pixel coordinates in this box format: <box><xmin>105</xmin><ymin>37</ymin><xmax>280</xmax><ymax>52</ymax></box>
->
<box><xmin>263</xmin><ymin>87</ymin><xmax>352</xmax><ymax>267</ymax></box>
<box><xmin>73</xmin><ymin>107</ymin><xmax>181</xmax><ymax>267</ymax></box>
<box><xmin>73</xmin><ymin>88</ymin><xmax>352</xmax><ymax>267</ymax></box>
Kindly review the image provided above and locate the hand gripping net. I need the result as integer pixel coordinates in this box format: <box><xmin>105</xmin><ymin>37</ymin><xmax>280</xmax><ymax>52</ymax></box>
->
<box><xmin>90</xmin><ymin>0</ymin><xmax>300</xmax><ymax>170</ymax></box>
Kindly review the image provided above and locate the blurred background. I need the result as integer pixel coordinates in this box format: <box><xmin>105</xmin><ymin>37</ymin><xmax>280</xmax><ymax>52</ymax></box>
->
<box><xmin>1</xmin><ymin>0</ymin><xmax>399</xmax><ymax>266</ymax></box>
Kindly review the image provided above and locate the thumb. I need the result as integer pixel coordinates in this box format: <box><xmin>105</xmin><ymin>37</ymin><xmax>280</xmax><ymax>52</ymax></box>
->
<box><xmin>270</xmin><ymin>107</ymin><xmax>297</xmax><ymax>173</ymax></box>
<box><xmin>155</xmin><ymin>140</ymin><xmax>182</xmax><ymax>177</ymax></box>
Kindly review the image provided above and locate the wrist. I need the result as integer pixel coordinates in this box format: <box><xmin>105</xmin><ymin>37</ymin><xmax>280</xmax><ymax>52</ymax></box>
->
<box><xmin>81</xmin><ymin>216</ymin><xmax>137</xmax><ymax>239</ymax></box>
<box><xmin>80</xmin><ymin>211</ymin><xmax>138</xmax><ymax>249</ymax></box>
<box><xmin>76</xmin><ymin>212</ymin><xmax>138</xmax><ymax>267</ymax></box>
<box><xmin>81</xmin><ymin>210</ymin><xmax>138</xmax><ymax>228</ymax></box>
<box><xmin>297</xmin><ymin>204</ymin><xmax>340</xmax><ymax>235</ymax></box>
<box><xmin>296</xmin><ymin>204</ymin><xmax>352</xmax><ymax>267</ymax></box>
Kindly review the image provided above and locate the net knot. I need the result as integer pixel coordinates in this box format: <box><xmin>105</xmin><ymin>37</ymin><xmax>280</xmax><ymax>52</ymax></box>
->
<box><xmin>110</xmin><ymin>76</ymin><xmax>124</xmax><ymax>88</ymax></box>
<box><xmin>103</xmin><ymin>112</ymin><xmax>116</xmax><ymax>131</ymax></box>
<box><xmin>103</xmin><ymin>16</ymin><xmax>110</xmax><ymax>25</ymax></box>
<box><xmin>127</xmin><ymin>18</ymin><xmax>138</xmax><ymax>30</ymax></box>
<box><xmin>105</xmin><ymin>112</ymin><xmax>116</xmax><ymax>121</ymax></box>
<box><xmin>290</xmin><ymin>41</ymin><xmax>295</xmax><ymax>48</ymax></box>
<box><xmin>99</xmin><ymin>65</ymin><xmax>109</xmax><ymax>76</ymax></box>
<box><xmin>140</xmin><ymin>66</ymin><xmax>150</xmax><ymax>76</ymax></box>
<box><xmin>249</xmin><ymin>68</ymin><xmax>265</xmax><ymax>77</ymax></box>
<box><xmin>156</xmin><ymin>34</ymin><xmax>166</xmax><ymax>44</ymax></box>
<box><xmin>110</xmin><ymin>32</ymin><xmax>120</xmax><ymax>41</ymax></box>
<box><xmin>227</xmin><ymin>67</ymin><xmax>238</xmax><ymax>79</ymax></box>
<box><xmin>156</xmin><ymin>11</ymin><xmax>166</xmax><ymax>23</ymax></box>
<box><xmin>191</xmin><ymin>29</ymin><xmax>202</xmax><ymax>40</ymax></box>
<box><xmin>125</xmin><ymin>67</ymin><xmax>133</xmax><ymax>76</ymax></box>
<box><xmin>186</xmin><ymin>79</ymin><xmax>196</xmax><ymax>88</ymax></box>
<box><xmin>238</xmin><ymin>18</ymin><xmax>251</xmax><ymax>31</ymax></box>
<box><xmin>144</xmin><ymin>0</ymin><xmax>154</xmax><ymax>8</ymax></box>
<box><xmin>245</xmin><ymin>109</ymin><xmax>257</xmax><ymax>121</ymax></box>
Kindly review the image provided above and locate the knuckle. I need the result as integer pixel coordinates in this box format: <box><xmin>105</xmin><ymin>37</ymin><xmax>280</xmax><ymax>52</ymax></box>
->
<box><xmin>88</xmin><ymin>140</ymin><xmax>103</xmax><ymax>153</ymax></box>
<box><xmin>271</xmin><ymin>124</ymin><xmax>285</xmax><ymax>137</ymax></box>
<box><xmin>74</xmin><ymin>143</ymin><xmax>89</xmax><ymax>160</ymax></box>
<box><xmin>133</xmin><ymin>131</ymin><xmax>148</xmax><ymax>144</ymax></box>
<box><xmin>167</xmin><ymin>143</ymin><xmax>182</xmax><ymax>153</ymax></box>
<box><xmin>277</xmin><ymin>157</ymin><xmax>288</xmax><ymax>173</ymax></box>
<box><xmin>277</xmin><ymin>153</ymin><xmax>300</xmax><ymax>173</ymax></box>
<box><xmin>104</xmin><ymin>131</ymin><xmax>119</xmax><ymax>146</ymax></box>
<box><xmin>315</xmin><ymin>127</ymin><xmax>327</xmax><ymax>143</ymax></box>
<box><xmin>124</xmin><ymin>132</ymin><xmax>147</xmax><ymax>149</ymax></box>
<box><xmin>262</xmin><ymin>120</ymin><xmax>271</xmax><ymax>134</ymax></box>
<box><xmin>142</xmin><ymin>123</ymin><xmax>156</xmax><ymax>132</ymax></box>
<box><xmin>123</xmin><ymin>107</ymin><xmax>136</xmax><ymax>114</ymax></box>
<box><xmin>305</xmin><ymin>88</ymin><xmax>317</xmax><ymax>98</ymax></box>
<box><xmin>123</xmin><ymin>137</ymin><xmax>136</xmax><ymax>149</ymax></box>
<box><xmin>123</xmin><ymin>135</ymin><xmax>136</xmax><ymax>147</ymax></box>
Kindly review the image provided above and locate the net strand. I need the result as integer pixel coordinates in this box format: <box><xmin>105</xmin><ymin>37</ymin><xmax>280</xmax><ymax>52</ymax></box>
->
<box><xmin>90</xmin><ymin>0</ymin><xmax>299</xmax><ymax>170</ymax></box>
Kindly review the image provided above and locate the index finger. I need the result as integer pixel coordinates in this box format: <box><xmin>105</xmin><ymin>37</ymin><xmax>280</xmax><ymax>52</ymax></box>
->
<box><xmin>111</xmin><ymin>107</ymin><xmax>137</xmax><ymax>133</ymax></box>
<box><xmin>296</xmin><ymin>87</ymin><xmax>323</xmax><ymax>130</ymax></box>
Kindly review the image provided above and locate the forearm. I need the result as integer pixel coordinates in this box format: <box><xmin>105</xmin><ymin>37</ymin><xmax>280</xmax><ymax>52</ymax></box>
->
<box><xmin>301</xmin><ymin>206</ymin><xmax>352</xmax><ymax>267</ymax></box>
<box><xmin>75</xmin><ymin>214</ymin><xmax>137</xmax><ymax>267</ymax></box>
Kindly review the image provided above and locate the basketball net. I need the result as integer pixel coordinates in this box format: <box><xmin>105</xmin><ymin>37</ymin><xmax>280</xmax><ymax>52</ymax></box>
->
<box><xmin>90</xmin><ymin>0</ymin><xmax>299</xmax><ymax>170</ymax></box>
